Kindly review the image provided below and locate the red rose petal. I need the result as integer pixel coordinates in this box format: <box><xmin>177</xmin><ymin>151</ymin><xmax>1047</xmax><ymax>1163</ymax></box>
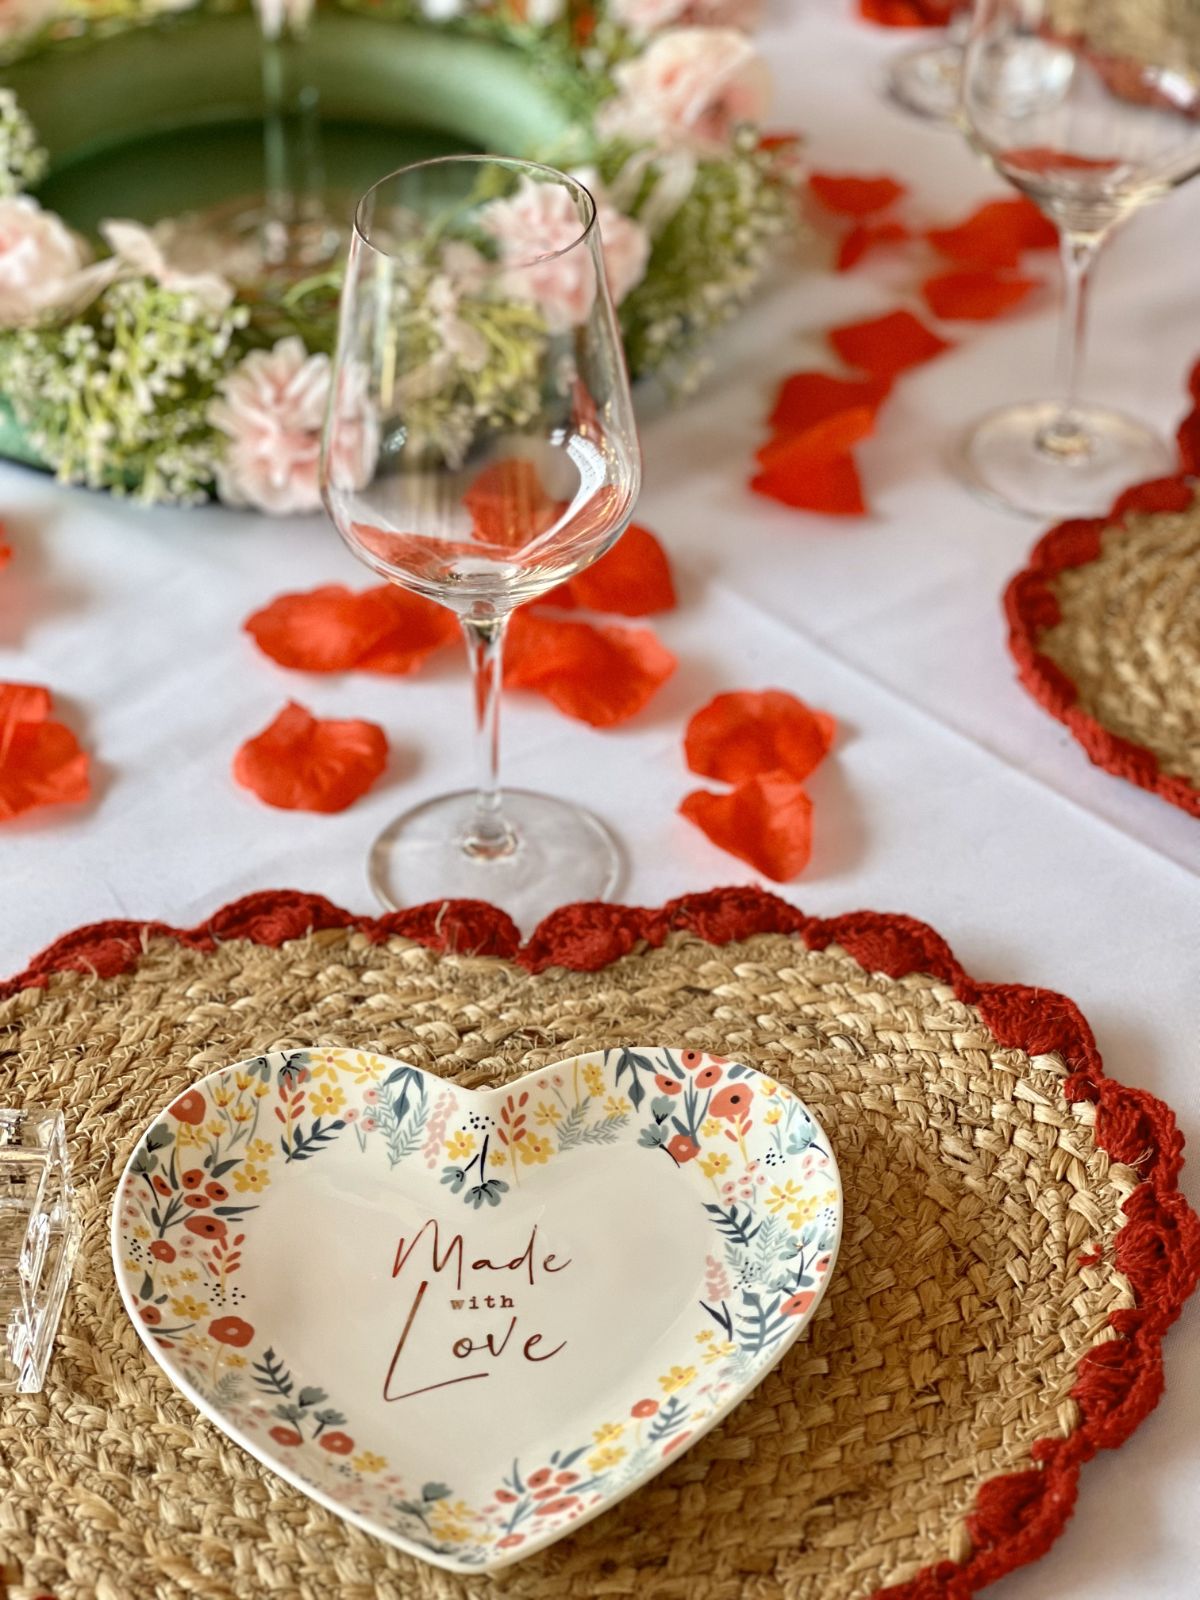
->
<box><xmin>680</xmin><ymin>774</ymin><xmax>815</xmax><ymax>882</ymax></box>
<box><xmin>927</xmin><ymin>197</ymin><xmax>1058</xmax><ymax>269</ymax></box>
<box><xmin>836</xmin><ymin>219</ymin><xmax>911</xmax><ymax>271</ymax></box>
<box><xmin>750</xmin><ymin>454</ymin><xmax>867</xmax><ymax>516</ymax></box>
<box><xmin>859</xmin><ymin>0</ymin><xmax>955</xmax><ymax>24</ymax></box>
<box><xmin>1178</xmin><ymin>407</ymin><xmax>1200</xmax><ymax>475</ymax></box>
<box><xmin>768</xmin><ymin>372</ymin><xmax>890</xmax><ymax>435</ymax></box>
<box><xmin>755</xmin><ymin>406</ymin><xmax>876</xmax><ymax>472</ymax></box>
<box><xmin>685</xmin><ymin>689</ymin><xmax>836</xmax><ymax>785</ymax></box>
<box><xmin>0</xmin><ymin>532</ymin><xmax>10</xmax><ymax>571</ymax></box>
<box><xmin>245</xmin><ymin>584</ymin><xmax>457</xmax><ymax>675</ymax></box>
<box><xmin>808</xmin><ymin>172</ymin><xmax>907</xmax><ymax>218</ymax></box>
<box><xmin>829</xmin><ymin>308</ymin><xmax>952</xmax><ymax>379</ymax></box>
<box><xmin>542</xmin><ymin>523</ymin><xmax>676</xmax><ymax>615</ymax></box>
<box><xmin>0</xmin><ymin>682</ymin><xmax>90</xmax><ymax>822</ymax></box>
<box><xmin>921</xmin><ymin>268</ymin><xmax>1039</xmax><ymax>321</ymax></box>
<box><xmin>233</xmin><ymin>701</ymin><xmax>388</xmax><ymax>813</ymax></box>
<box><xmin>1189</xmin><ymin>358</ymin><xmax>1200</xmax><ymax>404</ymax></box>
<box><xmin>464</xmin><ymin>458</ymin><xmax>563</xmax><ymax>549</ymax></box>
<box><xmin>504</xmin><ymin>611</ymin><xmax>676</xmax><ymax>727</ymax></box>
<box><xmin>1003</xmin><ymin>147</ymin><xmax>1120</xmax><ymax>176</ymax></box>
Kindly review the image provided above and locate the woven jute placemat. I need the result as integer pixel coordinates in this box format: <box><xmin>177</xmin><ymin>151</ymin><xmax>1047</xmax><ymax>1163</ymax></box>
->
<box><xmin>1</xmin><ymin>888</ymin><xmax>1197</xmax><ymax>1600</ymax></box>
<box><xmin>1005</xmin><ymin>474</ymin><xmax>1200</xmax><ymax>818</ymax></box>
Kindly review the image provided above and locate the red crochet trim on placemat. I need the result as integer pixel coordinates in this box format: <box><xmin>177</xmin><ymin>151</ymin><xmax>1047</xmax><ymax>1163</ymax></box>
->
<box><xmin>3</xmin><ymin>886</ymin><xmax>1196</xmax><ymax>1600</ymax></box>
<box><xmin>1004</xmin><ymin>473</ymin><xmax>1200</xmax><ymax>818</ymax></box>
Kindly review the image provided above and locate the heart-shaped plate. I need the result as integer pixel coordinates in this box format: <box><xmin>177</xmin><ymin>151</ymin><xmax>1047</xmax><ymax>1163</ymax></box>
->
<box><xmin>112</xmin><ymin>1047</ymin><xmax>841</xmax><ymax>1572</ymax></box>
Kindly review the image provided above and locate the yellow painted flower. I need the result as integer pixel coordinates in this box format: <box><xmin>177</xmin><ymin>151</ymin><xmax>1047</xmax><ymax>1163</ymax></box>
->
<box><xmin>350</xmin><ymin>1055</ymin><xmax>385</xmax><ymax>1085</ymax></box>
<box><xmin>247</xmin><ymin>1139</ymin><xmax>275</xmax><ymax>1163</ymax></box>
<box><xmin>694</xmin><ymin>1329</ymin><xmax>713</xmax><ymax>1343</ymax></box>
<box><xmin>175</xmin><ymin>1121</ymin><xmax>204</xmax><ymax>1149</ymax></box>
<box><xmin>518</xmin><ymin>1132</ymin><xmax>553</xmax><ymax>1166</ymax></box>
<box><xmin>699</xmin><ymin>1152</ymin><xmax>730</xmax><ymax>1179</ymax></box>
<box><xmin>701</xmin><ymin>1118</ymin><xmax>722</xmax><ymax>1138</ymax></box>
<box><xmin>253</xmin><ymin>1081</ymin><xmax>270</xmax><ymax>1099</ymax></box>
<box><xmin>604</xmin><ymin>1095</ymin><xmax>630</xmax><ymax>1116</ymax></box>
<box><xmin>587</xmin><ymin>1445</ymin><xmax>626</xmax><ymax>1472</ymax></box>
<box><xmin>352</xmin><ymin>1451</ymin><xmax>387</xmax><ymax>1473</ymax></box>
<box><xmin>308</xmin><ymin>1085</ymin><xmax>346</xmax><ymax>1119</ymax></box>
<box><xmin>123</xmin><ymin>1258</ymin><xmax>139</xmax><ymax>1274</ymax></box>
<box><xmin>212</xmin><ymin>1086</ymin><xmax>233</xmax><ymax>1109</ymax></box>
<box><xmin>593</xmin><ymin>1421</ymin><xmax>625</xmax><ymax>1444</ymax></box>
<box><xmin>703</xmin><ymin>1340</ymin><xmax>736</xmax><ymax>1364</ymax></box>
<box><xmin>583</xmin><ymin>1063</ymin><xmax>605</xmax><ymax>1097</ymax></box>
<box><xmin>179</xmin><ymin>1269</ymin><xmax>198</xmax><ymax>1285</ymax></box>
<box><xmin>490</xmin><ymin>1148</ymin><xmax>507</xmax><ymax>1168</ymax></box>
<box><xmin>534</xmin><ymin>1101</ymin><xmax>561</xmax><ymax>1127</ymax></box>
<box><xmin>787</xmin><ymin>1197</ymin><xmax>820</xmax><ymax>1230</ymax></box>
<box><xmin>134</xmin><ymin>1224</ymin><xmax>151</xmax><ymax>1240</ymax></box>
<box><xmin>235</xmin><ymin>1071</ymin><xmax>253</xmax><ymax>1091</ymax></box>
<box><xmin>231</xmin><ymin>1102</ymin><xmax>254</xmax><ymax>1124</ymax></box>
<box><xmin>658</xmin><ymin>1365</ymin><xmax>697</xmax><ymax>1395</ymax></box>
<box><xmin>170</xmin><ymin>1295</ymin><xmax>210</xmax><ymax>1320</ymax></box>
<box><xmin>431</xmin><ymin>1519</ymin><xmax>470</xmax><ymax>1542</ymax></box>
<box><xmin>766</xmin><ymin>1181</ymin><xmax>802</xmax><ymax>1215</ymax></box>
<box><xmin>225</xmin><ymin>1354</ymin><xmax>247</xmax><ymax>1369</ymax></box>
<box><xmin>446</xmin><ymin>1130</ymin><xmax>476</xmax><ymax>1161</ymax></box>
<box><xmin>764</xmin><ymin>1108</ymin><xmax>782</xmax><ymax>1125</ymax></box>
<box><xmin>758</xmin><ymin>1079</ymin><xmax>778</xmax><ymax>1097</ymax></box>
<box><xmin>233</xmin><ymin>1164</ymin><xmax>268</xmax><ymax>1194</ymax></box>
<box><xmin>205</xmin><ymin>1120</ymin><xmax>224</xmax><ymax>1137</ymax></box>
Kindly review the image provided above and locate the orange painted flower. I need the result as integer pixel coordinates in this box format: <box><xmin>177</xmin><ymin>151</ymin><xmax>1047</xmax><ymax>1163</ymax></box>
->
<box><xmin>170</xmin><ymin>1090</ymin><xmax>206</xmax><ymax>1126</ymax></box>
<box><xmin>526</xmin><ymin>1467</ymin><xmax>553</xmax><ymax>1489</ymax></box>
<box><xmin>631</xmin><ymin>1398</ymin><xmax>658</xmax><ymax>1418</ymax></box>
<box><xmin>180</xmin><ymin>1168</ymin><xmax>204</xmax><ymax>1190</ymax></box>
<box><xmin>209</xmin><ymin>1316</ymin><xmax>254</xmax><ymax>1348</ymax></box>
<box><xmin>185</xmin><ymin>1216</ymin><xmax>227</xmax><ymax>1241</ymax></box>
<box><xmin>319</xmin><ymin>1432</ymin><xmax>355</xmax><ymax>1454</ymax></box>
<box><xmin>149</xmin><ymin>1241</ymin><xmax>175</xmax><ymax>1263</ymax></box>
<box><xmin>655</xmin><ymin>1074</ymin><xmax>682</xmax><ymax>1096</ymax></box>
<box><xmin>140</xmin><ymin>1306</ymin><xmax>162</xmax><ymax>1325</ymax></box>
<box><xmin>709</xmin><ymin>1084</ymin><xmax>754</xmax><ymax>1121</ymax></box>
<box><xmin>666</xmin><ymin>1134</ymin><xmax>700</xmax><ymax>1164</ymax></box>
<box><xmin>270</xmin><ymin>1426</ymin><xmax>303</xmax><ymax>1447</ymax></box>
<box><xmin>781</xmin><ymin>1290</ymin><xmax>817</xmax><ymax>1317</ymax></box>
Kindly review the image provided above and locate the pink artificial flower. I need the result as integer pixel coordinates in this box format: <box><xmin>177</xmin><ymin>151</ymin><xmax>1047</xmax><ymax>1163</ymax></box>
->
<box><xmin>599</xmin><ymin>28</ymin><xmax>771</xmax><ymax>154</ymax></box>
<box><xmin>0</xmin><ymin>197</ymin><xmax>107</xmax><ymax>328</ymax></box>
<box><xmin>100</xmin><ymin>220</ymin><xmax>234</xmax><ymax>313</ymax></box>
<box><xmin>209</xmin><ymin>337</ymin><xmax>375</xmax><ymax>516</ymax></box>
<box><xmin>480</xmin><ymin>176</ymin><xmax>599</xmax><ymax>331</ymax></box>
<box><xmin>573</xmin><ymin>169</ymin><xmax>650</xmax><ymax>306</ymax></box>
<box><xmin>0</xmin><ymin>0</ymin><xmax>54</xmax><ymax>42</ymax></box>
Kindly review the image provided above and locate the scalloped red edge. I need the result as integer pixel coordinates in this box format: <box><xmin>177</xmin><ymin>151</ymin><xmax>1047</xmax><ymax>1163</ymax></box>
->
<box><xmin>3</xmin><ymin>885</ymin><xmax>1196</xmax><ymax>1600</ymax></box>
<box><xmin>1004</xmin><ymin>474</ymin><xmax>1200</xmax><ymax>818</ymax></box>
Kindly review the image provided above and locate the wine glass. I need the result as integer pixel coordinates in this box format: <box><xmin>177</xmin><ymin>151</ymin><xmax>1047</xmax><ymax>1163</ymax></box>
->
<box><xmin>883</xmin><ymin>7</ymin><xmax>971</xmax><ymax>124</ymax></box>
<box><xmin>320</xmin><ymin>156</ymin><xmax>641</xmax><ymax>928</ymax></box>
<box><xmin>956</xmin><ymin>0</ymin><xmax>1200</xmax><ymax>518</ymax></box>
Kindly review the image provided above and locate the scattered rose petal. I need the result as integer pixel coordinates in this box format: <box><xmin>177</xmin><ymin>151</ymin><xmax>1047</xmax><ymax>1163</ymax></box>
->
<box><xmin>927</xmin><ymin>197</ymin><xmax>1057</xmax><ymax>268</ymax></box>
<box><xmin>1178</xmin><ymin>406</ymin><xmax>1200</xmax><ymax>475</ymax></box>
<box><xmin>808</xmin><ymin>172</ymin><xmax>907</xmax><ymax>217</ymax></box>
<box><xmin>921</xmin><ymin>268</ymin><xmax>1039</xmax><ymax>321</ymax></box>
<box><xmin>1189</xmin><ymin>357</ymin><xmax>1200</xmax><ymax>404</ymax></box>
<box><xmin>233</xmin><ymin>701</ymin><xmax>388</xmax><ymax>813</ymax></box>
<box><xmin>751</xmin><ymin>454</ymin><xmax>866</xmax><ymax>516</ymax></box>
<box><xmin>0</xmin><ymin>531</ymin><xmax>10</xmax><ymax>571</ymax></box>
<box><xmin>756</xmin><ymin>406</ymin><xmax>876</xmax><ymax>471</ymax></box>
<box><xmin>542</xmin><ymin>523</ymin><xmax>676</xmax><ymax>615</ymax></box>
<box><xmin>685</xmin><ymin>689</ymin><xmax>836</xmax><ymax>784</ymax></box>
<box><xmin>0</xmin><ymin>682</ymin><xmax>90</xmax><ymax>822</ymax></box>
<box><xmin>836</xmin><ymin>219</ymin><xmax>911</xmax><ymax>271</ymax></box>
<box><xmin>768</xmin><ymin>371</ymin><xmax>890</xmax><ymax>435</ymax></box>
<box><xmin>680</xmin><ymin>774</ymin><xmax>814</xmax><ymax>881</ymax></box>
<box><xmin>504</xmin><ymin>611</ymin><xmax>676</xmax><ymax>727</ymax></box>
<box><xmin>859</xmin><ymin>0</ymin><xmax>955</xmax><ymax>23</ymax></box>
<box><xmin>464</xmin><ymin>458</ymin><xmax>563</xmax><ymax>549</ymax></box>
<box><xmin>245</xmin><ymin>584</ymin><xmax>457</xmax><ymax>675</ymax></box>
<box><xmin>829</xmin><ymin>308</ymin><xmax>951</xmax><ymax>379</ymax></box>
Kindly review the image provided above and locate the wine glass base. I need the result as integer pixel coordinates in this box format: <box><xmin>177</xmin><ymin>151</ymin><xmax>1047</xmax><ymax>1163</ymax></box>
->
<box><xmin>368</xmin><ymin>788</ymin><xmax>622</xmax><ymax>932</ymax></box>
<box><xmin>881</xmin><ymin>41</ymin><xmax>963</xmax><ymax>123</ymax></box>
<box><xmin>954</xmin><ymin>401</ymin><xmax>1175</xmax><ymax>520</ymax></box>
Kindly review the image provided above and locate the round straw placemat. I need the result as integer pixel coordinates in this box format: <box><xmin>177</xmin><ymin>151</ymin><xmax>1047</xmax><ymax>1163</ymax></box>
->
<box><xmin>1</xmin><ymin>888</ymin><xmax>1196</xmax><ymax>1600</ymax></box>
<box><xmin>1005</xmin><ymin>474</ymin><xmax>1200</xmax><ymax>817</ymax></box>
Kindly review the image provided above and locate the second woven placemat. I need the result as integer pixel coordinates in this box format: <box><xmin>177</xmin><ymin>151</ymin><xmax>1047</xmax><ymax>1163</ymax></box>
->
<box><xmin>1005</xmin><ymin>474</ymin><xmax>1200</xmax><ymax>817</ymax></box>
<box><xmin>0</xmin><ymin>889</ymin><xmax>1196</xmax><ymax>1600</ymax></box>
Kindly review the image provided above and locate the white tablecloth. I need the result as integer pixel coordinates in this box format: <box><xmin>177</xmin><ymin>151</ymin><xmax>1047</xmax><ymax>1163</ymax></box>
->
<box><xmin>2</xmin><ymin>5</ymin><xmax>1198</xmax><ymax>1594</ymax></box>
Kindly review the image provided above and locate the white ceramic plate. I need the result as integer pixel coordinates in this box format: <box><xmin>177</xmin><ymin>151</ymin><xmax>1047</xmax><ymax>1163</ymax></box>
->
<box><xmin>112</xmin><ymin>1047</ymin><xmax>841</xmax><ymax>1572</ymax></box>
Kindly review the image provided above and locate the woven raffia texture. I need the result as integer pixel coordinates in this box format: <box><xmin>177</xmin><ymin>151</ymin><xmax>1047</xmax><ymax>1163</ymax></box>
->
<box><xmin>1039</xmin><ymin>498</ymin><xmax>1200</xmax><ymax>788</ymax></box>
<box><xmin>0</xmin><ymin>914</ymin><xmax>1174</xmax><ymax>1600</ymax></box>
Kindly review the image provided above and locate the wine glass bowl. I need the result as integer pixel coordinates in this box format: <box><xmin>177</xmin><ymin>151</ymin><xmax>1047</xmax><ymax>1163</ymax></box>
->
<box><xmin>955</xmin><ymin>0</ymin><xmax>1200</xmax><ymax>517</ymax></box>
<box><xmin>320</xmin><ymin>155</ymin><xmax>641</xmax><ymax>927</ymax></box>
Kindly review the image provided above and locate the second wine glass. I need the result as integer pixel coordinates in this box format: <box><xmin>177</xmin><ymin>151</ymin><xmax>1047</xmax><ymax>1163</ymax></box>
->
<box><xmin>957</xmin><ymin>0</ymin><xmax>1200</xmax><ymax>517</ymax></box>
<box><xmin>320</xmin><ymin>156</ymin><xmax>642</xmax><ymax>928</ymax></box>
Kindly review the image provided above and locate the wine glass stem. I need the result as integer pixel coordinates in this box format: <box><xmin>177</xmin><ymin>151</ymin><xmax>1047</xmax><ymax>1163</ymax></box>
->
<box><xmin>1040</xmin><ymin>229</ymin><xmax>1103</xmax><ymax>461</ymax></box>
<box><xmin>461</xmin><ymin>614</ymin><xmax>518</xmax><ymax>862</ymax></box>
<box><xmin>259</xmin><ymin>20</ymin><xmax>324</xmax><ymax>267</ymax></box>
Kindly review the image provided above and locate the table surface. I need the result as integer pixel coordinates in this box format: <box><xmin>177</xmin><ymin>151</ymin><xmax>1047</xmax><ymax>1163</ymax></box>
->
<box><xmin>2</xmin><ymin>5</ymin><xmax>1198</xmax><ymax>1596</ymax></box>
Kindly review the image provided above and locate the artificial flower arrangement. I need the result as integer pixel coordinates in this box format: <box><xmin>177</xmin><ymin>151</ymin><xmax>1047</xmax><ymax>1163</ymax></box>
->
<box><xmin>0</xmin><ymin>0</ymin><xmax>799</xmax><ymax>512</ymax></box>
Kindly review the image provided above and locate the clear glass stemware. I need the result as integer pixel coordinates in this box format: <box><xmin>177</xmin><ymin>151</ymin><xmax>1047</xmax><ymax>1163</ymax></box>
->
<box><xmin>320</xmin><ymin>156</ymin><xmax>642</xmax><ymax>928</ymax></box>
<box><xmin>883</xmin><ymin>9</ymin><xmax>971</xmax><ymax>125</ymax></box>
<box><xmin>956</xmin><ymin>0</ymin><xmax>1200</xmax><ymax>517</ymax></box>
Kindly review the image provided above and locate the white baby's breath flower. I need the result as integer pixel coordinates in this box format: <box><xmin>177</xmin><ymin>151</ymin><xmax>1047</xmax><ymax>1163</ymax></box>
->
<box><xmin>100</xmin><ymin>220</ymin><xmax>235</xmax><ymax>313</ymax></box>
